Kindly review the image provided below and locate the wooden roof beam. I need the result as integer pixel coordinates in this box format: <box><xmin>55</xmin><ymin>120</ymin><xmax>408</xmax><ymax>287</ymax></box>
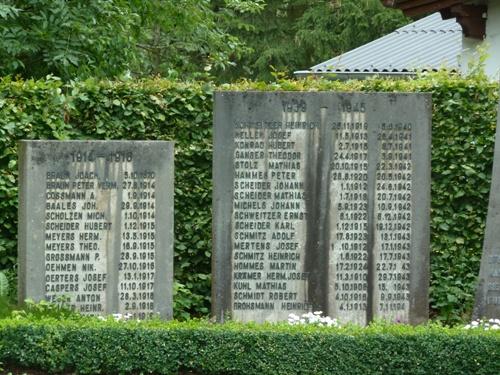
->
<box><xmin>398</xmin><ymin>0</ymin><xmax>450</xmax><ymax>11</ymax></box>
<box><xmin>394</xmin><ymin>0</ymin><xmax>464</xmax><ymax>17</ymax></box>
<box><xmin>381</xmin><ymin>0</ymin><xmax>487</xmax><ymax>39</ymax></box>
<box><xmin>443</xmin><ymin>4</ymin><xmax>487</xmax><ymax>39</ymax></box>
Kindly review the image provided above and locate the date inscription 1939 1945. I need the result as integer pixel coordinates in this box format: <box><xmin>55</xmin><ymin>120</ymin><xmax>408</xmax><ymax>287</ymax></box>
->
<box><xmin>18</xmin><ymin>141</ymin><xmax>174</xmax><ymax>319</ymax></box>
<box><xmin>213</xmin><ymin>92</ymin><xmax>430</xmax><ymax>325</ymax></box>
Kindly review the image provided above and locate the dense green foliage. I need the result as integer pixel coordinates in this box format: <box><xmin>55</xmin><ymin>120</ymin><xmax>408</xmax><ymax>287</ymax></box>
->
<box><xmin>0</xmin><ymin>77</ymin><xmax>213</xmax><ymax>318</ymax></box>
<box><xmin>68</xmin><ymin>79</ymin><xmax>215</xmax><ymax>318</ymax></box>
<box><xmin>0</xmin><ymin>73</ymin><xmax>498</xmax><ymax>322</ymax></box>
<box><xmin>0</xmin><ymin>0</ymin><xmax>264</xmax><ymax>81</ymax></box>
<box><xmin>130</xmin><ymin>0</ymin><xmax>266</xmax><ymax>79</ymax></box>
<box><xmin>0</xmin><ymin>1</ymin><xmax>408</xmax><ymax>81</ymax></box>
<box><xmin>0</xmin><ymin>0</ymin><xmax>139</xmax><ymax>80</ymax></box>
<box><xmin>0</xmin><ymin>271</ymin><xmax>11</xmax><ymax>318</ymax></box>
<box><xmin>0</xmin><ymin>317</ymin><xmax>498</xmax><ymax>374</ymax></box>
<box><xmin>219</xmin><ymin>0</ymin><xmax>410</xmax><ymax>81</ymax></box>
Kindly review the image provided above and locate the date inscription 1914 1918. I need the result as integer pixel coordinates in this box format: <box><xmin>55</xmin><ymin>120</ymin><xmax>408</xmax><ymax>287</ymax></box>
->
<box><xmin>213</xmin><ymin>92</ymin><xmax>431</xmax><ymax>325</ymax></box>
<box><xmin>18</xmin><ymin>141</ymin><xmax>174</xmax><ymax>319</ymax></box>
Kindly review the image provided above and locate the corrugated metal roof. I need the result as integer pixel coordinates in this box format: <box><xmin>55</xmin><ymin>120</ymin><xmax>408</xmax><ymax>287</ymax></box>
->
<box><xmin>296</xmin><ymin>13</ymin><xmax>462</xmax><ymax>76</ymax></box>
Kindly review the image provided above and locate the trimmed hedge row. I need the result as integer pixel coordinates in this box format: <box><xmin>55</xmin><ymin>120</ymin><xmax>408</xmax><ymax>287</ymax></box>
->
<box><xmin>0</xmin><ymin>73</ymin><xmax>499</xmax><ymax>322</ymax></box>
<box><xmin>0</xmin><ymin>318</ymin><xmax>499</xmax><ymax>374</ymax></box>
<box><xmin>0</xmin><ymin>77</ymin><xmax>214</xmax><ymax>319</ymax></box>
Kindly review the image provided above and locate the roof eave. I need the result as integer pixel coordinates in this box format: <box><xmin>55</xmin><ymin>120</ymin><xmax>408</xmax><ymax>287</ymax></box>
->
<box><xmin>293</xmin><ymin>71</ymin><xmax>418</xmax><ymax>80</ymax></box>
<box><xmin>381</xmin><ymin>0</ymin><xmax>487</xmax><ymax>39</ymax></box>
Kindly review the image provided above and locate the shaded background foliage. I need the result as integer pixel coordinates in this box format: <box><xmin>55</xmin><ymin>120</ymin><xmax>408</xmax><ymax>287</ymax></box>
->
<box><xmin>217</xmin><ymin>0</ymin><xmax>410</xmax><ymax>81</ymax></box>
<box><xmin>0</xmin><ymin>73</ymin><xmax>498</xmax><ymax>323</ymax></box>
<box><xmin>0</xmin><ymin>0</ymin><xmax>409</xmax><ymax>82</ymax></box>
<box><xmin>0</xmin><ymin>0</ymin><xmax>139</xmax><ymax>80</ymax></box>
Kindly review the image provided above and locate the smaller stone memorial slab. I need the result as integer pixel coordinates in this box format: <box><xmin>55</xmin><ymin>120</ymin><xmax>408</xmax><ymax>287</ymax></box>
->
<box><xmin>475</xmin><ymin>100</ymin><xmax>500</xmax><ymax>319</ymax></box>
<box><xmin>18</xmin><ymin>140</ymin><xmax>174</xmax><ymax>319</ymax></box>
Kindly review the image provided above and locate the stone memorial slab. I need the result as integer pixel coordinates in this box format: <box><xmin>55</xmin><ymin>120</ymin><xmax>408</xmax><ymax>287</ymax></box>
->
<box><xmin>18</xmin><ymin>140</ymin><xmax>174</xmax><ymax>319</ymax></box>
<box><xmin>213</xmin><ymin>91</ymin><xmax>431</xmax><ymax>325</ymax></box>
<box><xmin>474</xmin><ymin>100</ymin><xmax>500</xmax><ymax>319</ymax></box>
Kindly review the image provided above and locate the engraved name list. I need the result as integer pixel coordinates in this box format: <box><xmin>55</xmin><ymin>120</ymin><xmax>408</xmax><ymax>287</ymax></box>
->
<box><xmin>213</xmin><ymin>92</ymin><xmax>430</xmax><ymax>325</ymax></box>
<box><xmin>19</xmin><ymin>141</ymin><xmax>174</xmax><ymax>319</ymax></box>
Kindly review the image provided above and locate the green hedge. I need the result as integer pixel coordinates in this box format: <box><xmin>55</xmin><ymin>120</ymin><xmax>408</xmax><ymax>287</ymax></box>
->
<box><xmin>0</xmin><ymin>77</ymin><xmax>214</xmax><ymax>319</ymax></box>
<box><xmin>0</xmin><ymin>318</ymin><xmax>498</xmax><ymax>374</ymax></box>
<box><xmin>0</xmin><ymin>73</ymin><xmax>498</xmax><ymax>322</ymax></box>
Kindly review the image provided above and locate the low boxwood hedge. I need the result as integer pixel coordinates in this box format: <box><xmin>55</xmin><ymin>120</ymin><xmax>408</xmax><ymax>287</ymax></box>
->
<box><xmin>0</xmin><ymin>318</ymin><xmax>498</xmax><ymax>374</ymax></box>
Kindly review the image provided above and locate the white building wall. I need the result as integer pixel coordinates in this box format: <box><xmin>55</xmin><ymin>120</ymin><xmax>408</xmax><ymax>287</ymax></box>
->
<box><xmin>460</xmin><ymin>36</ymin><xmax>481</xmax><ymax>74</ymax></box>
<box><xmin>460</xmin><ymin>1</ymin><xmax>500</xmax><ymax>81</ymax></box>
<box><xmin>484</xmin><ymin>1</ymin><xmax>500</xmax><ymax>81</ymax></box>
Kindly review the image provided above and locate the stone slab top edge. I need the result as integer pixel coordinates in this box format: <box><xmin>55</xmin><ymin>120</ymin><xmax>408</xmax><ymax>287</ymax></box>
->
<box><xmin>214</xmin><ymin>90</ymin><xmax>432</xmax><ymax>96</ymax></box>
<box><xmin>18</xmin><ymin>140</ymin><xmax>174</xmax><ymax>144</ymax></box>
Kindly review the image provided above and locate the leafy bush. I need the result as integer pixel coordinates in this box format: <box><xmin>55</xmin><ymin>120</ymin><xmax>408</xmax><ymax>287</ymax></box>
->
<box><xmin>0</xmin><ymin>272</ymin><xmax>8</xmax><ymax>298</ymax></box>
<box><xmin>0</xmin><ymin>73</ymin><xmax>498</xmax><ymax>322</ymax></box>
<box><xmin>12</xmin><ymin>298</ymin><xmax>82</xmax><ymax>321</ymax></box>
<box><xmin>0</xmin><ymin>77</ymin><xmax>213</xmax><ymax>319</ymax></box>
<box><xmin>0</xmin><ymin>318</ymin><xmax>498</xmax><ymax>374</ymax></box>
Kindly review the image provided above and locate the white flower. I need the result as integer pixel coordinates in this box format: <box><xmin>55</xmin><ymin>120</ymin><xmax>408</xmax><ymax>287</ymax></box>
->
<box><xmin>287</xmin><ymin>312</ymin><xmax>341</xmax><ymax>328</ymax></box>
<box><xmin>464</xmin><ymin>318</ymin><xmax>500</xmax><ymax>331</ymax></box>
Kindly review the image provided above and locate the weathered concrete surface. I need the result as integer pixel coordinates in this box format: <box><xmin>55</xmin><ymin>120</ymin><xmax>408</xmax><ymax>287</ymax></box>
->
<box><xmin>212</xmin><ymin>91</ymin><xmax>431</xmax><ymax>325</ymax></box>
<box><xmin>18</xmin><ymin>140</ymin><xmax>174</xmax><ymax>319</ymax></box>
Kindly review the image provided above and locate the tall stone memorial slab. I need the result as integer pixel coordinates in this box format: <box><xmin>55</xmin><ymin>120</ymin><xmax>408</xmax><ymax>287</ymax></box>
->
<box><xmin>213</xmin><ymin>92</ymin><xmax>431</xmax><ymax>325</ymax></box>
<box><xmin>18</xmin><ymin>141</ymin><xmax>174</xmax><ymax>319</ymax></box>
<box><xmin>474</xmin><ymin>100</ymin><xmax>500</xmax><ymax>319</ymax></box>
